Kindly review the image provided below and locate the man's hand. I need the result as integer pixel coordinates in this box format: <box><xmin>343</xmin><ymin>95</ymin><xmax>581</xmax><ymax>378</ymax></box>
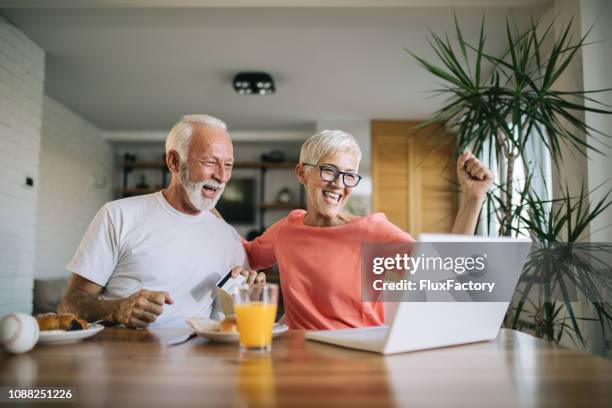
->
<box><xmin>59</xmin><ymin>274</ymin><xmax>175</xmax><ymax>330</ymax></box>
<box><xmin>457</xmin><ymin>151</ymin><xmax>493</xmax><ymax>201</ymax></box>
<box><xmin>230</xmin><ymin>266</ymin><xmax>266</xmax><ymax>285</ymax></box>
<box><xmin>117</xmin><ymin>289</ymin><xmax>174</xmax><ymax>329</ymax></box>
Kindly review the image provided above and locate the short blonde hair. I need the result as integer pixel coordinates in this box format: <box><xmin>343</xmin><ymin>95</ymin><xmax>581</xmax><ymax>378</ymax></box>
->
<box><xmin>299</xmin><ymin>130</ymin><xmax>362</xmax><ymax>169</ymax></box>
<box><xmin>165</xmin><ymin>114</ymin><xmax>227</xmax><ymax>160</ymax></box>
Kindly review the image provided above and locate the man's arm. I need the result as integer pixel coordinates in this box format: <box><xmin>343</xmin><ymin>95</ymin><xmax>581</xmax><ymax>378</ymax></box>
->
<box><xmin>58</xmin><ymin>273</ymin><xmax>174</xmax><ymax>329</ymax></box>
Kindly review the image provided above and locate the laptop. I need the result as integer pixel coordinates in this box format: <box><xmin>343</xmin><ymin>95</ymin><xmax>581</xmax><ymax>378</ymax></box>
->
<box><xmin>305</xmin><ymin>234</ymin><xmax>532</xmax><ymax>355</ymax></box>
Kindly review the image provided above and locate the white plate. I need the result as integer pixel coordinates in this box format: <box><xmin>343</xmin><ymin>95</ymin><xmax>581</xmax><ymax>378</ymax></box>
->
<box><xmin>38</xmin><ymin>324</ymin><xmax>105</xmax><ymax>345</ymax></box>
<box><xmin>187</xmin><ymin>317</ymin><xmax>288</xmax><ymax>344</ymax></box>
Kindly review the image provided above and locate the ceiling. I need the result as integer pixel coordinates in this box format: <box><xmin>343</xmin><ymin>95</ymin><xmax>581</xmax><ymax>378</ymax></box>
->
<box><xmin>0</xmin><ymin>1</ymin><xmax>554</xmax><ymax>7</ymax></box>
<box><xmin>1</xmin><ymin>2</ymin><xmax>550</xmax><ymax>131</ymax></box>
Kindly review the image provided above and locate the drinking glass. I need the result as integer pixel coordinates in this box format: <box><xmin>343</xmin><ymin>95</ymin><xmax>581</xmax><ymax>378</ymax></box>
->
<box><xmin>233</xmin><ymin>283</ymin><xmax>278</xmax><ymax>352</ymax></box>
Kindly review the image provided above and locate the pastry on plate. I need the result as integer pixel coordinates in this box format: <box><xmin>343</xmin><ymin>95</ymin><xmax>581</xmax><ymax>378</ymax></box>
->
<box><xmin>218</xmin><ymin>315</ymin><xmax>238</xmax><ymax>333</ymax></box>
<box><xmin>36</xmin><ymin>313</ymin><xmax>89</xmax><ymax>331</ymax></box>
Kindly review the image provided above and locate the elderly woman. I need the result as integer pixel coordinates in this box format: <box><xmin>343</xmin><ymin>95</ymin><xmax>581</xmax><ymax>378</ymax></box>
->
<box><xmin>240</xmin><ymin>130</ymin><xmax>492</xmax><ymax>330</ymax></box>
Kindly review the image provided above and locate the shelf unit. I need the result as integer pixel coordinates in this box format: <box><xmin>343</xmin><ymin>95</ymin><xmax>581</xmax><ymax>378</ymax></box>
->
<box><xmin>120</xmin><ymin>157</ymin><xmax>169</xmax><ymax>196</ymax></box>
<box><xmin>119</xmin><ymin>159</ymin><xmax>304</xmax><ymax>230</ymax></box>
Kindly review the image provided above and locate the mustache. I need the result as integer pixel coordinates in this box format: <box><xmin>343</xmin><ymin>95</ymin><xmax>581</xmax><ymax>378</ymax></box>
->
<box><xmin>179</xmin><ymin>161</ymin><xmax>226</xmax><ymax>190</ymax></box>
<box><xmin>200</xmin><ymin>180</ymin><xmax>225</xmax><ymax>189</ymax></box>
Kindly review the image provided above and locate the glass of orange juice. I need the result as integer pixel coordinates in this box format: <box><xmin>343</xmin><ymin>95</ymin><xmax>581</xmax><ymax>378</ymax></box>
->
<box><xmin>234</xmin><ymin>283</ymin><xmax>278</xmax><ymax>352</ymax></box>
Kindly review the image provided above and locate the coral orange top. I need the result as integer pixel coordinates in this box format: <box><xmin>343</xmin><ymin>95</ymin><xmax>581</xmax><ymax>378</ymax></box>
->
<box><xmin>243</xmin><ymin>210</ymin><xmax>415</xmax><ymax>330</ymax></box>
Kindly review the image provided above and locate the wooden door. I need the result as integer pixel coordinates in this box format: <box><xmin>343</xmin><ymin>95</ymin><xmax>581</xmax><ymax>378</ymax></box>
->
<box><xmin>372</xmin><ymin>121</ymin><xmax>458</xmax><ymax>236</ymax></box>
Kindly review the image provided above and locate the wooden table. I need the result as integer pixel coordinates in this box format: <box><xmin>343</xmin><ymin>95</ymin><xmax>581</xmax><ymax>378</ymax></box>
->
<box><xmin>1</xmin><ymin>328</ymin><xmax>611</xmax><ymax>407</ymax></box>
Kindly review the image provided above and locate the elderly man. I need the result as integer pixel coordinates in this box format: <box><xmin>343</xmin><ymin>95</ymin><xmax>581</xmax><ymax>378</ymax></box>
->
<box><xmin>59</xmin><ymin>114</ymin><xmax>260</xmax><ymax>328</ymax></box>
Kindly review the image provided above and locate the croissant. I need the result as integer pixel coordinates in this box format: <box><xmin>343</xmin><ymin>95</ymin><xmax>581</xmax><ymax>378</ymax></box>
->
<box><xmin>36</xmin><ymin>313</ymin><xmax>89</xmax><ymax>331</ymax></box>
<box><xmin>36</xmin><ymin>313</ymin><xmax>60</xmax><ymax>331</ymax></box>
<box><xmin>218</xmin><ymin>315</ymin><xmax>238</xmax><ymax>333</ymax></box>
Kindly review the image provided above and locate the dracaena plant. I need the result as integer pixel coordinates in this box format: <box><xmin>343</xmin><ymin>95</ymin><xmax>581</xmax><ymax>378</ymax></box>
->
<box><xmin>410</xmin><ymin>14</ymin><xmax>611</xmax><ymax>236</ymax></box>
<box><xmin>410</xmin><ymin>14</ymin><xmax>612</xmax><ymax>346</ymax></box>
<box><xmin>511</xmin><ymin>183</ymin><xmax>612</xmax><ymax>346</ymax></box>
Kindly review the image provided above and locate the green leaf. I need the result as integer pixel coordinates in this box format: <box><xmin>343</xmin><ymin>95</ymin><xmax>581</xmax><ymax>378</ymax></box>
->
<box><xmin>475</xmin><ymin>15</ymin><xmax>486</xmax><ymax>86</ymax></box>
<box><xmin>453</xmin><ymin>11</ymin><xmax>471</xmax><ymax>77</ymax></box>
<box><xmin>558</xmin><ymin>277</ymin><xmax>584</xmax><ymax>346</ymax></box>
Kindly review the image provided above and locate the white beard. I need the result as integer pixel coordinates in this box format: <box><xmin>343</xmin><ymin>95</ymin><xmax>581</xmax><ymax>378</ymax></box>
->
<box><xmin>179</xmin><ymin>161</ymin><xmax>225</xmax><ymax>211</ymax></box>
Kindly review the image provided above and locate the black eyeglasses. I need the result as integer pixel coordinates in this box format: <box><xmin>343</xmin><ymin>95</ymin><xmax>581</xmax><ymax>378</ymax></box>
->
<box><xmin>301</xmin><ymin>163</ymin><xmax>362</xmax><ymax>187</ymax></box>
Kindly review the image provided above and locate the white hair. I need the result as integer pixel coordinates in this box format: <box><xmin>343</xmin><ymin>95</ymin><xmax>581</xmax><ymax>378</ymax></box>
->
<box><xmin>165</xmin><ymin>114</ymin><xmax>227</xmax><ymax>161</ymax></box>
<box><xmin>299</xmin><ymin>130</ymin><xmax>362</xmax><ymax>168</ymax></box>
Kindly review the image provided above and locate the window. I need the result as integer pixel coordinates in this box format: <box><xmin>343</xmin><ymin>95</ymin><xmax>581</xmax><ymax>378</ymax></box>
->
<box><xmin>479</xmin><ymin>124</ymin><xmax>552</xmax><ymax>237</ymax></box>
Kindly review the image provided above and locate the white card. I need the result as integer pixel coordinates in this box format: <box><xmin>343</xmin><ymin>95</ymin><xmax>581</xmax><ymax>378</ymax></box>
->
<box><xmin>216</xmin><ymin>271</ymin><xmax>247</xmax><ymax>295</ymax></box>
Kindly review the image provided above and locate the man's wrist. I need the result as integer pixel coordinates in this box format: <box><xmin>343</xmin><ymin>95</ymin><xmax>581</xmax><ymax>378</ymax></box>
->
<box><xmin>112</xmin><ymin>299</ymin><xmax>128</xmax><ymax>325</ymax></box>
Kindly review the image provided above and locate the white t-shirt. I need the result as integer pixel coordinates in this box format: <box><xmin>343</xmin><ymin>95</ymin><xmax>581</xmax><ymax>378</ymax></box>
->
<box><xmin>66</xmin><ymin>192</ymin><xmax>248</xmax><ymax>328</ymax></box>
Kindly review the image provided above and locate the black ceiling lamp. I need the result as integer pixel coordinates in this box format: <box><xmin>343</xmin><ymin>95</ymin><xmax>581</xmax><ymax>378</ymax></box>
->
<box><xmin>233</xmin><ymin>72</ymin><xmax>275</xmax><ymax>95</ymax></box>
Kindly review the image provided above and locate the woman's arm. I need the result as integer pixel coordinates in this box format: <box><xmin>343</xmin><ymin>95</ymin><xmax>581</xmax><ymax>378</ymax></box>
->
<box><xmin>451</xmin><ymin>151</ymin><xmax>493</xmax><ymax>235</ymax></box>
<box><xmin>213</xmin><ymin>206</ymin><xmax>281</xmax><ymax>271</ymax></box>
<box><xmin>243</xmin><ymin>222</ymin><xmax>282</xmax><ymax>270</ymax></box>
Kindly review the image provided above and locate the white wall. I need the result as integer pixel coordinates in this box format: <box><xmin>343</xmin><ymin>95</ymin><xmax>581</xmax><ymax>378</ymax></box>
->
<box><xmin>0</xmin><ymin>15</ymin><xmax>44</xmax><ymax>316</ymax></box>
<box><xmin>580</xmin><ymin>0</ymin><xmax>612</xmax><ymax>358</ymax></box>
<box><xmin>0</xmin><ymin>17</ymin><xmax>113</xmax><ymax>315</ymax></box>
<box><xmin>35</xmin><ymin>95</ymin><xmax>113</xmax><ymax>280</ymax></box>
<box><xmin>537</xmin><ymin>0</ymin><xmax>612</xmax><ymax>357</ymax></box>
<box><xmin>581</xmin><ymin>0</ymin><xmax>612</xmax><ymax>243</ymax></box>
<box><xmin>540</xmin><ymin>1</ymin><xmax>590</xmax><ymax>204</ymax></box>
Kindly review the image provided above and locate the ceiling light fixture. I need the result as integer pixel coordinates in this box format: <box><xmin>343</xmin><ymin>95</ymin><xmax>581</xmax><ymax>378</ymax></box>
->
<box><xmin>233</xmin><ymin>72</ymin><xmax>275</xmax><ymax>95</ymax></box>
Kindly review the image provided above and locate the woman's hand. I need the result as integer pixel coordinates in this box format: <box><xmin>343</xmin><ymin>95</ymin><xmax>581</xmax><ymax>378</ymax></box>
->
<box><xmin>230</xmin><ymin>266</ymin><xmax>266</xmax><ymax>285</ymax></box>
<box><xmin>456</xmin><ymin>151</ymin><xmax>493</xmax><ymax>201</ymax></box>
<box><xmin>451</xmin><ymin>151</ymin><xmax>493</xmax><ymax>235</ymax></box>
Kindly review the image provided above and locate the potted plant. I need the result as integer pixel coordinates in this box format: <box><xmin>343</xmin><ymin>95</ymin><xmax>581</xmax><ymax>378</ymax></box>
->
<box><xmin>410</xmin><ymin>14</ymin><xmax>612</xmax><ymax>346</ymax></box>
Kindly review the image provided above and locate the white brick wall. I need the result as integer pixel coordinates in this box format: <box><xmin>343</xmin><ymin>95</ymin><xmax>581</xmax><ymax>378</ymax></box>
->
<box><xmin>35</xmin><ymin>95</ymin><xmax>113</xmax><ymax>280</ymax></box>
<box><xmin>0</xmin><ymin>15</ymin><xmax>45</xmax><ymax>316</ymax></box>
